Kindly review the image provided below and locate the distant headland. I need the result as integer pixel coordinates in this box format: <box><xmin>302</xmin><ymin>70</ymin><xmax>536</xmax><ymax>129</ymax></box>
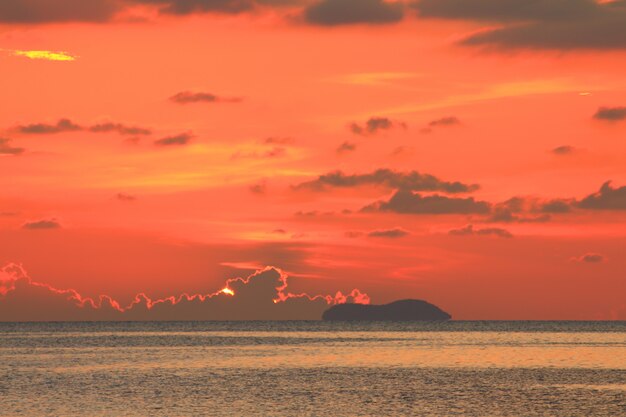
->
<box><xmin>322</xmin><ymin>299</ymin><xmax>451</xmax><ymax>321</ymax></box>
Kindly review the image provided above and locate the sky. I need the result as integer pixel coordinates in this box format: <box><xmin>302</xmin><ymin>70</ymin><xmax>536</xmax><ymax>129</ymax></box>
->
<box><xmin>0</xmin><ymin>0</ymin><xmax>625</xmax><ymax>321</ymax></box>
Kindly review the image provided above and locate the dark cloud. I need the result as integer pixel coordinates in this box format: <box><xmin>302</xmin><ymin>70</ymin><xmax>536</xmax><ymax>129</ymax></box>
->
<box><xmin>169</xmin><ymin>91</ymin><xmax>242</xmax><ymax>104</ymax></box>
<box><xmin>0</xmin><ymin>0</ymin><xmax>308</xmax><ymax>24</ymax></box>
<box><xmin>336</xmin><ymin>141</ymin><xmax>357</xmax><ymax>154</ymax></box>
<box><xmin>16</xmin><ymin>118</ymin><xmax>82</xmax><ymax>135</ymax></box>
<box><xmin>154</xmin><ymin>133</ymin><xmax>193</xmax><ymax>146</ymax></box>
<box><xmin>132</xmin><ymin>0</ymin><xmax>257</xmax><ymax>15</ymax></box>
<box><xmin>295</xmin><ymin>210</ymin><xmax>337</xmax><ymax>217</ymax></box>
<box><xmin>304</xmin><ymin>0</ymin><xmax>404</xmax><ymax>26</ymax></box>
<box><xmin>249</xmin><ymin>181</ymin><xmax>268</xmax><ymax>194</ymax></box>
<box><xmin>539</xmin><ymin>199</ymin><xmax>572</xmax><ymax>214</ymax></box>
<box><xmin>390</xmin><ymin>146</ymin><xmax>414</xmax><ymax>157</ymax></box>
<box><xmin>573</xmin><ymin>253</ymin><xmax>606</xmax><ymax>263</ymax></box>
<box><xmin>22</xmin><ymin>219</ymin><xmax>61</xmax><ymax>230</ymax></box>
<box><xmin>263</xmin><ymin>137</ymin><xmax>295</xmax><ymax>145</ymax></box>
<box><xmin>449</xmin><ymin>224</ymin><xmax>513</xmax><ymax>238</ymax></box>
<box><xmin>89</xmin><ymin>123</ymin><xmax>152</xmax><ymax>135</ymax></box>
<box><xmin>0</xmin><ymin>0</ymin><xmax>119</xmax><ymax>23</ymax></box>
<box><xmin>415</xmin><ymin>0</ymin><xmax>626</xmax><ymax>50</ymax></box>
<box><xmin>593</xmin><ymin>106</ymin><xmax>626</xmax><ymax>121</ymax></box>
<box><xmin>487</xmin><ymin>207</ymin><xmax>551</xmax><ymax>223</ymax></box>
<box><xmin>0</xmin><ymin>138</ymin><xmax>25</xmax><ymax>156</ymax></box>
<box><xmin>551</xmin><ymin>145</ymin><xmax>575</xmax><ymax>155</ymax></box>
<box><xmin>0</xmin><ymin>265</ymin><xmax>369</xmax><ymax>321</ymax></box>
<box><xmin>428</xmin><ymin>116</ymin><xmax>460</xmax><ymax>127</ymax></box>
<box><xmin>232</xmin><ymin>147</ymin><xmax>287</xmax><ymax>159</ymax></box>
<box><xmin>293</xmin><ymin>169</ymin><xmax>479</xmax><ymax>194</ymax></box>
<box><xmin>578</xmin><ymin>181</ymin><xmax>626</xmax><ymax>210</ymax></box>
<box><xmin>415</xmin><ymin>0</ymin><xmax>596</xmax><ymax>22</ymax></box>
<box><xmin>15</xmin><ymin>119</ymin><xmax>152</xmax><ymax>136</ymax></box>
<box><xmin>350</xmin><ymin>116</ymin><xmax>404</xmax><ymax>136</ymax></box>
<box><xmin>116</xmin><ymin>193</ymin><xmax>137</xmax><ymax>202</ymax></box>
<box><xmin>486</xmin><ymin>197</ymin><xmax>553</xmax><ymax>223</ymax></box>
<box><xmin>362</xmin><ymin>190</ymin><xmax>491</xmax><ymax>215</ymax></box>
<box><xmin>367</xmin><ymin>228</ymin><xmax>410</xmax><ymax>238</ymax></box>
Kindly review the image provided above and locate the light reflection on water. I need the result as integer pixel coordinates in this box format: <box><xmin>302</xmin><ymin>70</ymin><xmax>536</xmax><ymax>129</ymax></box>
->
<box><xmin>1</xmin><ymin>321</ymin><xmax>625</xmax><ymax>416</ymax></box>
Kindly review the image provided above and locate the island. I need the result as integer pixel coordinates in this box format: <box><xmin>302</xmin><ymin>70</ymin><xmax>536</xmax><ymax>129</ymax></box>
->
<box><xmin>322</xmin><ymin>299</ymin><xmax>451</xmax><ymax>321</ymax></box>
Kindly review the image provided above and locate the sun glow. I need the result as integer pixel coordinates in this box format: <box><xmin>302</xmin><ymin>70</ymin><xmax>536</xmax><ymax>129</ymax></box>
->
<box><xmin>221</xmin><ymin>287</ymin><xmax>235</xmax><ymax>296</ymax></box>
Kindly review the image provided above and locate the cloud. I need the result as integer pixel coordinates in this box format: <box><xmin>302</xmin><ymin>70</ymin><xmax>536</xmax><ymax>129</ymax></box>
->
<box><xmin>362</xmin><ymin>190</ymin><xmax>491</xmax><ymax>215</ymax></box>
<box><xmin>336</xmin><ymin>141</ymin><xmax>357</xmax><ymax>154</ymax></box>
<box><xmin>0</xmin><ymin>0</ymin><xmax>119</xmax><ymax>23</ymax></box>
<box><xmin>572</xmin><ymin>253</ymin><xmax>606</xmax><ymax>263</ymax></box>
<box><xmin>16</xmin><ymin>118</ymin><xmax>82</xmax><ymax>134</ymax></box>
<box><xmin>89</xmin><ymin>123</ymin><xmax>152</xmax><ymax>135</ymax></box>
<box><xmin>15</xmin><ymin>119</ymin><xmax>152</xmax><ymax>136</ymax></box>
<box><xmin>21</xmin><ymin>219</ymin><xmax>61</xmax><ymax>230</ymax></box>
<box><xmin>415</xmin><ymin>0</ymin><xmax>626</xmax><ymax>50</ymax></box>
<box><xmin>390</xmin><ymin>146</ymin><xmax>413</xmax><ymax>157</ymax></box>
<box><xmin>0</xmin><ymin>138</ymin><xmax>25</xmax><ymax>156</ymax></box>
<box><xmin>154</xmin><ymin>132</ymin><xmax>193</xmax><ymax>146</ymax></box>
<box><xmin>304</xmin><ymin>0</ymin><xmax>404</xmax><ymax>26</ymax></box>
<box><xmin>449</xmin><ymin>224</ymin><xmax>513</xmax><ymax>238</ymax></box>
<box><xmin>551</xmin><ymin>145</ymin><xmax>575</xmax><ymax>155</ymax></box>
<box><xmin>116</xmin><ymin>193</ymin><xmax>137</xmax><ymax>202</ymax></box>
<box><xmin>249</xmin><ymin>181</ymin><xmax>268</xmax><ymax>194</ymax></box>
<box><xmin>414</xmin><ymin>0</ymin><xmax>596</xmax><ymax>22</ymax></box>
<box><xmin>0</xmin><ymin>0</ymin><xmax>307</xmax><ymax>24</ymax></box>
<box><xmin>169</xmin><ymin>91</ymin><xmax>242</xmax><ymax>104</ymax></box>
<box><xmin>539</xmin><ymin>199</ymin><xmax>572</xmax><ymax>214</ymax></box>
<box><xmin>593</xmin><ymin>106</ymin><xmax>626</xmax><ymax>121</ymax></box>
<box><xmin>132</xmin><ymin>0</ymin><xmax>258</xmax><ymax>15</ymax></box>
<box><xmin>367</xmin><ymin>228</ymin><xmax>410</xmax><ymax>238</ymax></box>
<box><xmin>232</xmin><ymin>147</ymin><xmax>287</xmax><ymax>159</ymax></box>
<box><xmin>487</xmin><ymin>207</ymin><xmax>551</xmax><ymax>223</ymax></box>
<box><xmin>0</xmin><ymin>263</ymin><xmax>370</xmax><ymax>321</ymax></box>
<box><xmin>428</xmin><ymin>116</ymin><xmax>460</xmax><ymax>127</ymax></box>
<box><xmin>9</xmin><ymin>49</ymin><xmax>77</xmax><ymax>61</ymax></box>
<box><xmin>578</xmin><ymin>181</ymin><xmax>626</xmax><ymax>210</ymax></box>
<box><xmin>263</xmin><ymin>137</ymin><xmax>295</xmax><ymax>145</ymax></box>
<box><xmin>293</xmin><ymin>169</ymin><xmax>479</xmax><ymax>193</ymax></box>
<box><xmin>485</xmin><ymin>197</ymin><xmax>554</xmax><ymax>223</ymax></box>
<box><xmin>350</xmin><ymin>116</ymin><xmax>404</xmax><ymax>136</ymax></box>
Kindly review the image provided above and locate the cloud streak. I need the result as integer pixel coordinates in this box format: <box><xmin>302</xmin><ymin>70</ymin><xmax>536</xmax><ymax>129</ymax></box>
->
<box><xmin>154</xmin><ymin>133</ymin><xmax>193</xmax><ymax>146</ymax></box>
<box><xmin>0</xmin><ymin>138</ymin><xmax>25</xmax><ymax>155</ymax></box>
<box><xmin>169</xmin><ymin>91</ymin><xmax>242</xmax><ymax>104</ymax></box>
<box><xmin>6</xmin><ymin>49</ymin><xmax>77</xmax><ymax>61</ymax></box>
<box><xmin>449</xmin><ymin>224</ymin><xmax>513</xmax><ymax>238</ymax></box>
<box><xmin>293</xmin><ymin>169</ymin><xmax>479</xmax><ymax>193</ymax></box>
<box><xmin>21</xmin><ymin>219</ymin><xmax>62</xmax><ymax>230</ymax></box>
<box><xmin>14</xmin><ymin>119</ymin><xmax>152</xmax><ymax>136</ymax></box>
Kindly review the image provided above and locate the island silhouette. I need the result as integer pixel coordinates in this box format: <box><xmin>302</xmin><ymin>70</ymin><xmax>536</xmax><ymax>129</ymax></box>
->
<box><xmin>322</xmin><ymin>299</ymin><xmax>451</xmax><ymax>321</ymax></box>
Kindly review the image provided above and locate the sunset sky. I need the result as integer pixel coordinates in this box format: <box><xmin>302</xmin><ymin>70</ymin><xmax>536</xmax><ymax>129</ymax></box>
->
<box><xmin>1</xmin><ymin>0</ymin><xmax>625</xmax><ymax>320</ymax></box>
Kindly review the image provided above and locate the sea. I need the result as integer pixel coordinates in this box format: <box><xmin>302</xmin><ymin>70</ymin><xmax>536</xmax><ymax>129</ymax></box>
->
<box><xmin>0</xmin><ymin>321</ymin><xmax>625</xmax><ymax>416</ymax></box>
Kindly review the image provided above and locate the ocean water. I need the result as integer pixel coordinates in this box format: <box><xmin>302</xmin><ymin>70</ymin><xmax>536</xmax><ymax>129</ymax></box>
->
<box><xmin>1</xmin><ymin>321</ymin><xmax>625</xmax><ymax>416</ymax></box>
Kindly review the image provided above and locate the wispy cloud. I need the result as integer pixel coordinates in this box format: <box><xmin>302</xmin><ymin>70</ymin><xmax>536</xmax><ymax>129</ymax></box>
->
<box><xmin>8</xmin><ymin>49</ymin><xmax>77</xmax><ymax>61</ymax></box>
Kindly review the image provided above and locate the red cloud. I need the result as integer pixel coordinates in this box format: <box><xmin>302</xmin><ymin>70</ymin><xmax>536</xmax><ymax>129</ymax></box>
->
<box><xmin>0</xmin><ymin>263</ymin><xmax>369</xmax><ymax>321</ymax></box>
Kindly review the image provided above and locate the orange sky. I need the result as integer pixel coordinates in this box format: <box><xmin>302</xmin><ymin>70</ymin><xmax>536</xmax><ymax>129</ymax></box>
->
<box><xmin>1</xmin><ymin>0</ymin><xmax>625</xmax><ymax>320</ymax></box>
